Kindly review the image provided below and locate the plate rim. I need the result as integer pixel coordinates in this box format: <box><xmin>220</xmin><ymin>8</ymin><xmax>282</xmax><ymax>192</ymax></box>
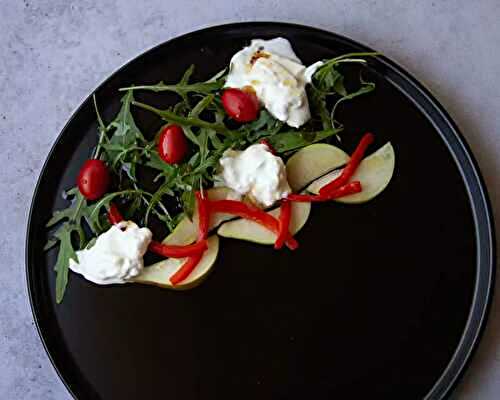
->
<box><xmin>25</xmin><ymin>21</ymin><xmax>496</xmax><ymax>400</ymax></box>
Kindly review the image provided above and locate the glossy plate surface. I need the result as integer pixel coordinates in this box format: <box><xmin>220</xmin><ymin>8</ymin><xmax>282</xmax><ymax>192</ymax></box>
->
<box><xmin>26</xmin><ymin>23</ymin><xmax>495</xmax><ymax>400</ymax></box>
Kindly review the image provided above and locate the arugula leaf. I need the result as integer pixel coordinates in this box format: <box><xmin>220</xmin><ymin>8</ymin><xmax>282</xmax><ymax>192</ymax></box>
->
<box><xmin>43</xmin><ymin>238</ymin><xmax>58</xmax><ymax>252</ymax></box>
<box><xmin>109</xmin><ymin>90</ymin><xmax>144</xmax><ymax>140</ymax></box>
<box><xmin>100</xmin><ymin>90</ymin><xmax>150</xmax><ymax>183</ymax></box>
<box><xmin>333</xmin><ymin>76</ymin><xmax>347</xmax><ymax>96</ymax></box>
<box><xmin>92</xmin><ymin>94</ymin><xmax>110</xmax><ymax>159</ymax></box>
<box><xmin>234</xmin><ymin>110</ymin><xmax>284</xmax><ymax>143</ymax></box>
<box><xmin>310</xmin><ymin>53</ymin><xmax>378</xmax><ymax>129</ymax></box>
<box><xmin>45</xmin><ymin>190</ymin><xmax>91</xmax><ymax>303</ymax></box>
<box><xmin>207</xmin><ymin>129</ymin><xmax>223</xmax><ymax>150</ymax></box>
<box><xmin>54</xmin><ymin>229</ymin><xmax>77</xmax><ymax>304</ymax></box>
<box><xmin>180</xmin><ymin>64</ymin><xmax>195</xmax><ymax>85</ymax></box>
<box><xmin>88</xmin><ymin>189</ymin><xmax>150</xmax><ymax>230</ymax></box>
<box><xmin>206</xmin><ymin>68</ymin><xmax>228</xmax><ymax>83</ymax></box>
<box><xmin>144</xmin><ymin>180</ymin><xmax>175</xmax><ymax>224</ymax></box>
<box><xmin>145</xmin><ymin>150</ymin><xmax>177</xmax><ymax>173</ymax></box>
<box><xmin>331</xmin><ymin>78</ymin><xmax>376</xmax><ymax>128</ymax></box>
<box><xmin>175</xmin><ymin>95</ymin><xmax>217</xmax><ymax>147</ymax></box>
<box><xmin>119</xmin><ymin>65</ymin><xmax>224</xmax><ymax>100</ymax></box>
<box><xmin>209</xmin><ymin>97</ymin><xmax>227</xmax><ymax>125</ymax></box>
<box><xmin>313</xmin><ymin>65</ymin><xmax>344</xmax><ymax>95</ymax></box>
<box><xmin>190</xmin><ymin>95</ymin><xmax>214</xmax><ymax>118</ymax></box>
<box><xmin>46</xmin><ymin>207</ymin><xmax>76</xmax><ymax>228</ymax></box>
<box><xmin>172</xmin><ymin>100</ymin><xmax>191</xmax><ymax>116</ymax></box>
<box><xmin>132</xmin><ymin>100</ymin><xmax>235</xmax><ymax>137</ymax></box>
<box><xmin>181</xmin><ymin>126</ymin><xmax>200</xmax><ymax>146</ymax></box>
<box><xmin>181</xmin><ymin>187</ymin><xmax>196</xmax><ymax>218</ymax></box>
<box><xmin>320</xmin><ymin>52</ymin><xmax>380</xmax><ymax>67</ymax></box>
<box><xmin>267</xmin><ymin>128</ymin><xmax>342</xmax><ymax>153</ymax></box>
<box><xmin>308</xmin><ymin>88</ymin><xmax>331</xmax><ymax>130</ymax></box>
<box><xmin>93</xmin><ymin>94</ymin><xmax>107</xmax><ymax>133</ymax></box>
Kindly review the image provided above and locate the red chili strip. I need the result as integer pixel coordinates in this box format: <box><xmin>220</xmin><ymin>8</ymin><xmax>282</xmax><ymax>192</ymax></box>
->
<box><xmin>170</xmin><ymin>190</ymin><xmax>210</xmax><ymax>285</ymax></box>
<box><xmin>319</xmin><ymin>133</ymin><xmax>374</xmax><ymax>195</ymax></box>
<box><xmin>327</xmin><ymin>181</ymin><xmax>363</xmax><ymax>199</ymax></box>
<box><xmin>148</xmin><ymin>240</ymin><xmax>208</xmax><ymax>258</ymax></box>
<box><xmin>288</xmin><ymin>182</ymin><xmax>363</xmax><ymax>202</ymax></box>
<box><xmin>169</xmin><ymin>253</ymin><xmax>203</xmax><ymax>285</ymax></box>
<box><xmin>107</xmin><ymin>203</ymin><xmax>124</xmax><ymax>225</ymax></box>
<box><xmin>275</xmin><ymin>200</ymin><xmax>291</xmax><ymax>250</ymax></box>
<box><xmin>287</xmin><ymin>194</ymin><xmax>330</xmax><ymax>202</ymax></box>
<box><xmin>209</xmin><ymin>199</ymin><xmax>298</xmax><ymax>250</ymax></box>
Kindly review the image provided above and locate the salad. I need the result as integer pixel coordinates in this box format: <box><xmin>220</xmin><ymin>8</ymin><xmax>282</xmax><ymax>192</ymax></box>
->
<box><xmin>45</xmin><ymin>38</ymin><xmax>395</xmax><ymax>303</ymax></box>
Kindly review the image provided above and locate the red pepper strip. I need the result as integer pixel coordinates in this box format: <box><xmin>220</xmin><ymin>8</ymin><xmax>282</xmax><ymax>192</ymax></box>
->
<box><xmin>195</xmin><ymin>191</ymin><xmax>209</xmax><ymax>240</ymax></box>
<box><xmin>259</xmin><ymin>138</ymin><xmax>277</xmax><ymax>155</ymax></box>
<box><xmin>327</xmin><ymin>181</ymin><xmax>362</xmax><ymax>199</ymax></box>
<box><xmin>107</xmin><ymin>203</ymin><xmax>124</xmax><ymax>225</ymax></box>
<box><xmin>148</xmin><ymin>240</ymin><xmax>208</xmax><ymax>258</ymax></box>
<box><xmin>275</xmin><ymin>200</ymin><xmax>291</xmax><ymax>250</ymax></box>
<box><xmin>287</xmin><ymin>194</ymin><xmax>330</xmax><ymax>202</ymax></box>
<box><xmin>209</xmin><ymin>200</ymin><xmax>298</xmax><ymax>250</ymax></box>
<box><xmin>288</xmin><ymin>181</ymin><xmax>363</xmax><ymax>202</ymax></box>
<box><xmin>169</xmin><ymin>253</ymin><xmax>203</xmax><ymax>285</ymax></box>
<box><xmin>170</xmin><ymin>190</ymin><xmax>210</xmax><ymax>285</ymax></box>
<box><xmin>319</xmin><ymin>133</ymin><xmax>374</xmax><ymax>196</ymax></box>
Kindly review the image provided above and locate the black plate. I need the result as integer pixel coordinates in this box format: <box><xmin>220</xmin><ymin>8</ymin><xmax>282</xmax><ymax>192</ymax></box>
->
<box><xmin>26</xmin><ymin>23</ymin><xmax>495</xmax><ymax>400</ymax></box>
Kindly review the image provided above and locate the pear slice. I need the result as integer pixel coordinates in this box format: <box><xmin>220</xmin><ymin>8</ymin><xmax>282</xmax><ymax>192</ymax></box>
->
<box><xmin>286</xmin><ymin>143</ymin><xmax>349</xmax><ymax>192</ymax></box>
<box><xmin>133</xmin><ymin>236</ymin><xmax>219</xmax><ymax>290</ymax></box>
<box><xmin>163</xmin><ymin>216</ymin><xmax>198</xmax><ymax>246</ymax></box>
<box><xmin>163</xmin><ymin>187</ymin><xmax>239</xmax><ymax>245</ymax></box>
<box><xmin>217</xmin><ymin>201</ymin><xmax>311</xmax><ymax>244</ymax></box>
<box><xmin>307</xmin><ymin>142</ymin><xmax>395</xmax><ymax>203</ymax></box>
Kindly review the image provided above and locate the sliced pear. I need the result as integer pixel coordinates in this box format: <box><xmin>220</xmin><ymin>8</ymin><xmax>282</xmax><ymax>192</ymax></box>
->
<box><xmin>217</xmin><ymin>201</ymin><xmax>311</xmax><ymax>244</ymax></box>
<box><xmin>286</xmin><ymin>143</ymin><xmax>349</xmax><ymax>192</ymax></box>
<box><xmin>307</xmin><ymin>142</ymin><xmax>395</xmax><ymax>203</ymax></box>
<box><xmin>163</xmin><ymin>187</ymin><xmax>239</xmax><ymax>245</ymax></box>
<box><xmin>163</xmin><ymin>216</ymin><xmax>198</xmax><ymax>246</ymax></box>
<box><xmin>134</xmin><ymin>236</ymin><xmax>219</xmax><ymax>290</ymax></box>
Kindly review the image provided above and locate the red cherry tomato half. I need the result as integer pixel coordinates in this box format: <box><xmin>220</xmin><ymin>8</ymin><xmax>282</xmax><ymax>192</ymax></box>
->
<box><xmin>158</xmin><ymin>124</ymin><xmax>188</xmax><ymax>165</ymax></box>
<box><xmin>221</xmin><ymin>87</ymin><xmax>260</xmax><ymax>122</ymax></box>
<box><xmin>77</xmin><ymin>159</ymin><xmax>110</xmax><ymax>200</ymax></box>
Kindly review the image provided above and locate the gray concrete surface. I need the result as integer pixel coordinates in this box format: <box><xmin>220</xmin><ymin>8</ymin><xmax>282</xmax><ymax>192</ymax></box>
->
<box><xmin>1</xmin><ymin>0</ymin><xmax>499</xmax><ymax>398</ymax></box>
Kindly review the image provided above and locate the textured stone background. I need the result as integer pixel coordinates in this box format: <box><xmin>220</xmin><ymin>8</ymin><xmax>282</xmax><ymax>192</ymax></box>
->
<box><xmin>1</xmin><ymin>0</ymin><xmax>499</xmax><ymax>398</ymax></box>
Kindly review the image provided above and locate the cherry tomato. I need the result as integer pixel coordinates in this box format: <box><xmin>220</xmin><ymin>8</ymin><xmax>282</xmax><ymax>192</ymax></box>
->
<box><xmin>77</xmin><ymin>159</ymin><xmax>110</xmax><ymax>200</ymax></box>
<box><xmin>158</xmin><ymin>124</ymin><xmax>188</xmax><ymax>164</ymax></box>
<box><xmin>221</xmin><ymin>87</ymin><xmax>260</xmax><ymax>122</ymax></box>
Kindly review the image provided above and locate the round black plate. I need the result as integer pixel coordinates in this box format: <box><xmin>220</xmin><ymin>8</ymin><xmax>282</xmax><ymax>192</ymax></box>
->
<box><xmin>27</xmin><ymin>23</ymin><xmax>495</xmax><ymax>400</ymax></box>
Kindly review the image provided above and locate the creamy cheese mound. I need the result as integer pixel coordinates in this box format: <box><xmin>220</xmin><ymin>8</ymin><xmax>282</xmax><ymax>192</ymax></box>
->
<box><xmin>69</xmin><ymin>221</ymin><xmax>152</xmax><ymax>285</ymax></box>
<box><xmin>225</xmin><ymin>37</ymin><xmax>322</xmax><ymax>128</ymax></box>
<box><xmin>217</xmin><ymin>143</ymin><xmax>291</xmax><ymax>207</ymax></box>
